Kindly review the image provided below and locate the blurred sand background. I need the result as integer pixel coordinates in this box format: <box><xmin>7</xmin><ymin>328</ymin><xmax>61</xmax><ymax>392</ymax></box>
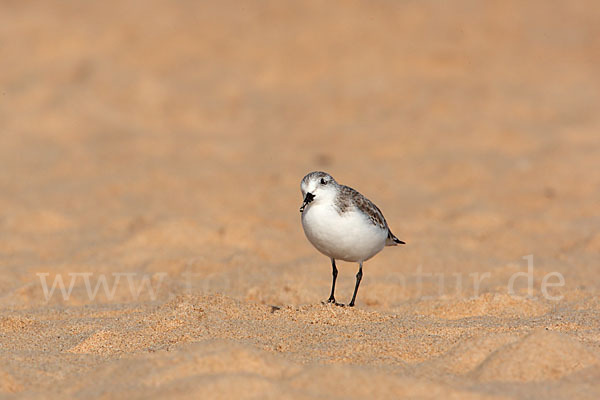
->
<box><xmin>1</xmin><ymin>0</ymin><xmax>600</xmax><ymax>398</ymax></box>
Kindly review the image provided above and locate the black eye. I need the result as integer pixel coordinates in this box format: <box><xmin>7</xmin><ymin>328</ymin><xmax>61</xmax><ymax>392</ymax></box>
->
<box><xmin>320</xmin><ymin>178</ymin><xmax>327</xmax><ymax>185</ymax></box>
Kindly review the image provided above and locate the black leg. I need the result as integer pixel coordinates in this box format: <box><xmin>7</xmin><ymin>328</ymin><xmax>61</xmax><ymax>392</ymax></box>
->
<box><xmin>348</xmin><ymin>262</ymin><xmax>363</xmax><ymax>307</ymax></box>
<box><xmin>327</xmin><ymin>258</ymin><xmax>338</xmax><ymax>303</ymax></box>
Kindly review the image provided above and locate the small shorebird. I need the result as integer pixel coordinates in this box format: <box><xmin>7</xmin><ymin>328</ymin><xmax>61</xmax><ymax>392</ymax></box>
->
<box><xmin>299</xmin><ymin>171</ymin><xmax>404</xmax><ymax>307</ymax></box>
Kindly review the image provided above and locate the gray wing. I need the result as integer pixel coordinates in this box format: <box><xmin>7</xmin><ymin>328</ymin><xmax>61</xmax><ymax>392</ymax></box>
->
<box><xmin>337</xmin><ymin>185</ymin><xmax>405</xmax><ymax>246</ymax></box>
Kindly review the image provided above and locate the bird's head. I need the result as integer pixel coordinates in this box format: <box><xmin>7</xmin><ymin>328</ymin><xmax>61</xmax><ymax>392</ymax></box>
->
<box><xmin>300</xmin><ymin>171</ymin><xmax>338</xmax><ymax>212</ymax></box>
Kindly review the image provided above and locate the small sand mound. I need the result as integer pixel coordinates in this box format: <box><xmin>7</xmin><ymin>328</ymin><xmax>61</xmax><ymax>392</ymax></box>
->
<box><xmin>472</xmin><ymin>330</ymin><xmax>600</xmax><ymax>382</ymax></box>
<box><xmin>426</xmin><ymin>333</ymin><xmax>521</xmax><ymax>375</ymax></box>
<box><xmin>0</xmin><ymin>316</ymin><xmax>38</xmax><ymax>332</ymax></box>
<box><xmin>71</xmin><ymin>341</ymin><xmax>298</xmax><ymax>399</ymax></box>
<box><xmin>68</xmin><ymin>330</ymin><xmax>121</xmax><ymax>355</ymax></box>
<box><xmin>139</xmin><ymin>340</ymin><xmax>298</xmax><ymax>386</ymax></box>
<box><xmin>68</xmin><ymin>296</ymin><xmax>205</xmax><ymax>355</ymax></box>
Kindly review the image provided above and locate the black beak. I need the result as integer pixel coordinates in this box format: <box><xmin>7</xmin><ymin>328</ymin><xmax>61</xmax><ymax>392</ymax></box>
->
<box><xmin>299</xmin><ymin>192</ymin><xmax>315</xmax><ymax>213</ymax></box>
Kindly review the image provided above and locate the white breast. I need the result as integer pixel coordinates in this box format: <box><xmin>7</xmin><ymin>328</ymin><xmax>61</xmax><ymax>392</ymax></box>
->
<box><xmin>301</xmin><ymin>202</ymin><xmax>387</xmax><ymax>262</ymax></box>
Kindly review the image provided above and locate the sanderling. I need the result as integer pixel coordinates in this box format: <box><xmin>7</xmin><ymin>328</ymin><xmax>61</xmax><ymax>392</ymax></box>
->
<box><xmin>299</xmin><ymin>171</ymin><xmax>405</xmax><ymax>307</ymax></box>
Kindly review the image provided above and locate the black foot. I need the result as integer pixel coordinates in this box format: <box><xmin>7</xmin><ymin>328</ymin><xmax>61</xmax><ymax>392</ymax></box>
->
<box><xmin>348</xmin><ymin>301</ymin><xmax>355</xmax><ymax>307</ymax></box>
<box><xmin>322</xmin><ymin>298</ymin><xmax>345</xmax><ymax>307</ymax></box>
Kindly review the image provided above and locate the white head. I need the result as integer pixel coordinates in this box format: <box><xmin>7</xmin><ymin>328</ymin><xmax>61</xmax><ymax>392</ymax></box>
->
<box><xmin>300</xmin><ymin>171</ymin><xmax>339</xmax><ymax>212</ymax></box>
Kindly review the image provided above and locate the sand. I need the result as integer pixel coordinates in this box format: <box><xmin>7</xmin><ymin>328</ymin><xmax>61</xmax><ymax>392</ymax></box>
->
<box><xmin>1</xmin><ymin>0</ymin><xmax>600</xmax><ymax>398</ymax></box>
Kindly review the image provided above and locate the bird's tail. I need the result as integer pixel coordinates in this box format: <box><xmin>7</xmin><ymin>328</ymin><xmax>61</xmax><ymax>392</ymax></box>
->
<box><xmin>386</xmin><ymin>230</ymin><xmax>406</xmax><ymax>246</ymax></box>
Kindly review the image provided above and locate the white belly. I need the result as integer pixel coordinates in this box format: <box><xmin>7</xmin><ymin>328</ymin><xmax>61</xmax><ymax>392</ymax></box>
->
<box><xmin>301</xmin><ymin>203</ymin><xmax>387</xmax><ymax>262</ymax></box>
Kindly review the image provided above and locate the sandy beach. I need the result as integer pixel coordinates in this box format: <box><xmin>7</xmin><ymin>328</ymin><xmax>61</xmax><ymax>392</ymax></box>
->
<box><xmin>1</xmin><ymin>1</ymin><xmax>599</xmax><ymax>398</ymax></box>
